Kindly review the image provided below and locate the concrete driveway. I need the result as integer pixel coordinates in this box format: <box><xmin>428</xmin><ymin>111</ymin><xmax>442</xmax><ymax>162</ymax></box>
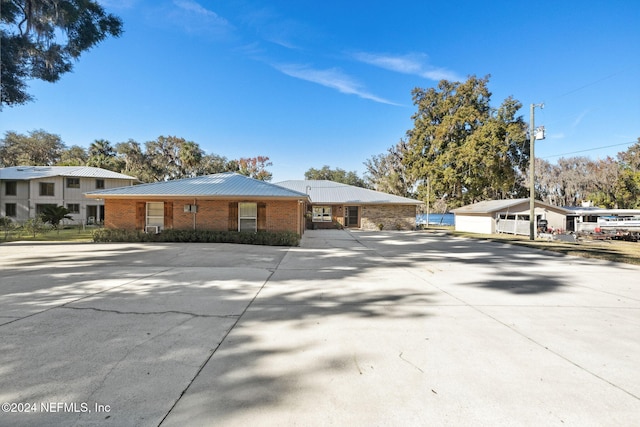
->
<box><xmin>0</xmin><ymin>230</ymin><xmax>638</xmax><ymax>426</ymax></box>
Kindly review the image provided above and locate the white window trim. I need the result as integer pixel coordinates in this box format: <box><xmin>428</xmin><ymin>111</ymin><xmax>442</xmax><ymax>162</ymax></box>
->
<box><xmin>238</xmin><ymin>202</ymin><xmax>257</xmax><ymax>232</ymax></box>
<box><xmin>146</xmin><ymin>202</ymin><xmax>164</xmax><ymax>230</ymax></box>
<box><xmin>312</xmin><ymin>206</ymin><xmax>332</xmax><ymax>222</ymax></box>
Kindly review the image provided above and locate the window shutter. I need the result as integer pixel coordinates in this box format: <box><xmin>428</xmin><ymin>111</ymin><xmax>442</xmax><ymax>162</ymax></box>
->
<box><xmin>164</xmin><ymin>201</ymin><xmax>173</xmax><ymax>229</ymax></box>
<box><xmin>228</xmin><ymin>202</ymin><xmax>238</xmax><ymax>231</ymax></box>
<box><xmin>136</xmin><ymin>202</ymin><xmax>145</xmax><ymax>230</ymax></box>
<box><xmin>257</xmin><ymin>202</ymin><xmax>267</xmax><ymax>231</ymax></box>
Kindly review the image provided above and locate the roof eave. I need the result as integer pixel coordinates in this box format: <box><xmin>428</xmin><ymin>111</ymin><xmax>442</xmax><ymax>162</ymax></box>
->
<box><xmin>84</xmin><ymin>193</ymin><xmax>310</xmax><ymax>201</ymax></box>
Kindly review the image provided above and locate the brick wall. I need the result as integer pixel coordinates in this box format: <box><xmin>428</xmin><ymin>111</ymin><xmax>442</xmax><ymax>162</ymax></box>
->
<box><xmin>104</xmin><ymin>198</ymin><xmax>302</xmax><ymax>234</ymax></box>
<box><xmin>360</xmin><ymin>204</ymin><xmax>417</xmax><ymax>231</ymax></box>
<box><xmin>104</xmin><ymin>199</ymin><xmax>137</xmax><ymax>229</ymax></box>
<box><xmin>265</xmin><ymin>200</ymin><xmax>301</xmax><ymax>233</ymax></box>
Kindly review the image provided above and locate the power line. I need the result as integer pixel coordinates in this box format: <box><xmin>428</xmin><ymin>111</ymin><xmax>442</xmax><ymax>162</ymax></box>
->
<box><xmin>549</xmin><ymin>72</ymin><xmax>620</xmax><ymax>100</ymax></box>
<box><xmin>542</xmin><ymin>141</ymin><xmax>636</xmax><ymax>159</ymax></box>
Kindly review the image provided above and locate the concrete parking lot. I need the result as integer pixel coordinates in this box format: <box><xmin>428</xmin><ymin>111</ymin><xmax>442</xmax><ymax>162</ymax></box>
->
<box><xmin>1</xmin><ymin>230</ymin><xmax>639</xmax><ymax>426</ymax></box>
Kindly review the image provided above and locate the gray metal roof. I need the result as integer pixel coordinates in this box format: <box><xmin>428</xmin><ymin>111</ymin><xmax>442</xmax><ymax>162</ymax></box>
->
<box><xmin>451</xmin><ymin>198</ymin><xmax>571</xmax><ymax>214</ymax></box>
<box><xmin>276</xmin><ymin>180</ymin><xmax>423</xmax><ymax>205</ymax></box>
<box><xmin>86</xmin><ymin>173</ymin><xmax>310</xmax><ymax>199</ymax></box>
<box><xmin>0</xmin><ymin>166</ymin><xmax>137</xmax><ymax>180</ymax></box>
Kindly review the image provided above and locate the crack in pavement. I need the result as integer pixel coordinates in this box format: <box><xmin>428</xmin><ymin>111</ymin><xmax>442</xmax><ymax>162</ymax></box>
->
<box><xmin>59</xmin><ymin>305</ymin><xmax>240</xmax><ymax>319</ymax></box>
<box><xmin>0</xmin><ymin>268</ymin><xmax>175</xmax><ymax>328</ymax></box>
<box><xmin>157</xmin><ymin>249</ymin><xmax>289</xmax><ymax>426</ymax></box>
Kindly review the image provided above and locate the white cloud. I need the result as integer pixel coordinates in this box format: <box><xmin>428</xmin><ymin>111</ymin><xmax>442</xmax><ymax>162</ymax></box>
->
<box><xmin>571</xmin><ymin>110</ymin><xmax>590</xmax><ymax>128</ymax></box>
<box><xmin>170</xmin><ymin>0</ymin><xmax>233</xmax><ymax>35</ymax></box>
<box><xmin>97</xmin><ymin>0</ymin><xmax>138</xmax><ymax>9</ymax></box>
<box><xmin>354</xmin><ymin>52</ymin><xmax>462</xmax><ymax>82</ymax></box>
<box><xmin>174</xmin><ymin>0</ymin><xmax>223</xmax><ymax>20</ymax></box>
<box><xmin>273</xmin><ymin>63</ymin><xmax>399</xmax><ymax>105</ymax></box>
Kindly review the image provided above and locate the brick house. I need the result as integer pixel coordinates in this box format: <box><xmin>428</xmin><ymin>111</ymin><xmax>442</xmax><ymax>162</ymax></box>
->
<box><xmin>85</xmin><ymin>173</ymin><xmax>309</xmax><ymax>235</ymax></box>
<box><xmin>276</xmin><ymin>180</ymin><xmax>424</xmax><ymax>230</ymax></box>
<box><xmin>0</xmin><ymin>166</ymin><xmax>137</xmax><ymax>224</ymax></box>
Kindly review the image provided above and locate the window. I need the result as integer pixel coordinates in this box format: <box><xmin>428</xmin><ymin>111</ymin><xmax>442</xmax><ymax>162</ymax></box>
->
<box><xmin>146</xmin><ymin>202</ymin><xmax>164</xmax><ymax>230</ymax></box>
<box><xmin>238</xmin><ymin>202</ymin><xmax>257</xmax><ymax>232</ymax></box>
<box><xmin>67</xmin><ymin>204</ymin><xmax>80</xmax><ymax>214</ymax></box>
<box><xmin>66</xmin><ymin>178</ymin><xmax>80</xmax><ymax>188</ymax></box>
<box><xmin>39</xmin><ymin>182</ymin><xmax>55</xmax><ymax>196</ymax></box>
<box><xmin>96</xmin><ymin>179</ymin><xmax>105</xmax><ymax>189</ymax></box>
<box><xmin>5</xmin><ymin>203</ymin><xmax>17</xmax><ymax>217</ymax></box>
<box><xmin>5</xmin><ymin>181</ymin><xmax>17</xmax><ymax>196</ymax></box>
<box><xmin>36</xmin><ymin>204</ymin><xmax>57</xmax><ymax>215</ymax></box>
<box><xmin>312</xmin><ymin>206</ymin><xmax>332</xmax><ymax>222</ymax></box>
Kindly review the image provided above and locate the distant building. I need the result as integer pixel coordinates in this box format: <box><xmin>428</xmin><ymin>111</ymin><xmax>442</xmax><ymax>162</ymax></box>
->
<box><xmin>452</xmin><ymin>198</ymin><xmax>570</xmax><ymax>235</ymax></box>
<box><xmin>276</xmin><ymin>180</ymin><xmax>424</xmax><ymax>230</ymax></box>
<box><xmin>564</xmin><ymin>207</ymin><xmax>640</xmax><ymax>233</ymax></box>
<box><xmin>0</xmin><ymin>166</ymin><xmax>137</xmax><ymax>224</ymax></box>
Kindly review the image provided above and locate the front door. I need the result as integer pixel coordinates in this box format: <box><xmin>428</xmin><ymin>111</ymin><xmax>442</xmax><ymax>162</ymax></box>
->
<box><xmin>87</xmin><ymin>205</ymin><xmax>97</xmax><ymax>224</ymax></box>
<box><xmin>345</xmin><ymin>206</ymin><xmax>359</xmax><ymax>227</ymax></box>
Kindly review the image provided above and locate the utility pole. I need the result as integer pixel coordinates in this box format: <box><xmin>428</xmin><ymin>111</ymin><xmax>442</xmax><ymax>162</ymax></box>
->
<box><xmin>529</xmin><ymin>103</ymin><xmax>544</xmax><ymax>240</ymax></box>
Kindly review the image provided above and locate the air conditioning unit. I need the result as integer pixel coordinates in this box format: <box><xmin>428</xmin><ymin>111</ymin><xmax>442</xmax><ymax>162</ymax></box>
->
<box><xmin>145</xmin><ymin>225</ymin><xmax>159</xmax><ymax>234</ymax></box>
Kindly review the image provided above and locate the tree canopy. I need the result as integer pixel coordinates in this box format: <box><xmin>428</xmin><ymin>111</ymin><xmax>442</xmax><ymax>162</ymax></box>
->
<box><xmin>364</xmin><ymin>139</ymin><xmax>413</xmax><ymax>197</ymax></box>
<box><xmin>0</xmin><ymin>130</ymin><xmax>274</xmax><ymax>183</ymax></box>
<box><xmin>304</xmin><ymin>166</ymin><xmax>367</xmax><ymax>188</ymax></box>
<box><xmin>0</xmin><ymin>129</ymin><xmax>64</xmax><ymax>165</ymax></box>
<box><xmin>1</xmin><ymin>0</ymin><xmax>123</xmax><ymax>107</ymax></box>
<box><xmin>403</xmin><ymin>75</ymin><xmax>529</xmax><ymax>208</ymax></box>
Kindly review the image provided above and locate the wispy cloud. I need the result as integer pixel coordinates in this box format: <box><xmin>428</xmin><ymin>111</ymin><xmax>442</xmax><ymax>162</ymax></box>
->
<box><xmin>273</xmin><ymin>63</ymin><xmax>399</xmax><ymax>105</ymax></box>
<box><xmin>353</xmin><ymin>52</ymin><xmax>462</xmax><ymax>82</ymax></box>
<box><xmin>571</xmin><ymin>110</ymin><xmax>589</xmax><ymax>128</ymax></box>
<box><xmin>241</xmin><ymin>7</ymin><xmax>309</xmax><ymax>51</ymax></box>
<box><xmin>169</xmin><ymin>0</ymin><xmax>233</xmax><ymax>36</ymax></box>
<box><xmin>97</xmin><ymin>0</ymin><xmax>139</xmax><ymax>9</ymax></box>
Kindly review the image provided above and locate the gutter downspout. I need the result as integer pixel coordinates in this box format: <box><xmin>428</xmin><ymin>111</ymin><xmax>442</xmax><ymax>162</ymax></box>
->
<box><xmin>193</xmin><ymin>199</ymin><xmax>197</xmax><ymax>230</ymax></box>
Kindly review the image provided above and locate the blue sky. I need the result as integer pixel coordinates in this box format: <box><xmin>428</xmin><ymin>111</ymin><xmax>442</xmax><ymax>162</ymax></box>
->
<box><xmin>1</xmin><ymin>0</ymin><xmax>639</xmax><ymax>182</ymax></box>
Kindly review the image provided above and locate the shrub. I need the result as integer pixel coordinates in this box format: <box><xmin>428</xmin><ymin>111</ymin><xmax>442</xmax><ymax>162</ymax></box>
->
<box><xmin>23</xmin><ymin>217</ymin><xmax>51</xmax><ymax>238</ymax></box>
<box><xmin>93</xmin><ymin>229</ymin><xmax>301</xmax><ymax>246</ymax></box>
<box><xmin>0</xmin><ymin>216</ymin><xmax>14</xmax><ymax>240</ymax></box>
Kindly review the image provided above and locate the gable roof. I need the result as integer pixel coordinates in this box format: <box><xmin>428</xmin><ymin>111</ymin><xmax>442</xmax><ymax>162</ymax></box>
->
<box><xmin>451</xmin><ymin>198</ymin><xmax>571</xmax><ymax>214</ymax></box>
<box><xmin>276</xmin><ymin>180</ymin><xmax>423</xmax><ymax>205</ymax></box>
<box><xmin>0</xmin><ymin>166</ymin><xmax>137</xmax><ymax>181</ymax></box>
<box><xmin>85</xmin><ymin>172</ymin><xmax>309</xmax><ymax>200</ymax></box>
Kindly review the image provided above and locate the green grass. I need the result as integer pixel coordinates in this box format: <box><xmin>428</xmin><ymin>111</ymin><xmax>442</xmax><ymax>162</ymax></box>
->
<box><xmin>0</xmin><ymin>227</ymin><xmax>95</xmax><ymax>243</ymax></box>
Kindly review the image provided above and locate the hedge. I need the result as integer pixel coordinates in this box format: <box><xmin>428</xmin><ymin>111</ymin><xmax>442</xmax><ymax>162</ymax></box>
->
<box><xmin>92</xmin><ymin>229</ymin><xmax>301</xmax><ymax>246</ymax></box>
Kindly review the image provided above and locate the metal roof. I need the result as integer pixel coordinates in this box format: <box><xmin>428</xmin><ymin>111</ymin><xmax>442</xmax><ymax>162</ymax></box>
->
<box><xmin>276</xmin><ymin>180</ymin><xmax>423</xmax><ymax>205</ymax></box>
<box><xmin>0</xmin><ymin>166</ymin><xmax>137</xmax><ymax>180</ymax></box>
<box><xmin>451</xmin><ymin>198</ymin><xmax>571</xmax><ymax>214</ymax></box>
<box><xmin>563</xmin><ymin>207</ymin><xmax>640</xmax><ymax>216</ymax></box>
<box><xmin>86</xmin><ymin>172</ymin><xmax>310</xmax><ymax>199</ymax></box>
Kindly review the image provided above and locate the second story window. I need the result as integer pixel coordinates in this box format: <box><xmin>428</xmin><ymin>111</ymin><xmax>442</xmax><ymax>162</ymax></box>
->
<box><xmin>96</xmin><ymin>179</ymin><xmax>105</xmax><ymax>189</ymax></box>
<box><xmin>5</xmin><ymin>181</ymin><xmax>17</xmax><ymax>196</ymax></box>
<box><xmin>40</xmin><ymin>182</ymin><xmax>55</xmax><ymax>196</ymax></box>
<box><xmin>66</xmin><ymin>178</ymin><xmax>80</xmax><ymax>188</ymax></box>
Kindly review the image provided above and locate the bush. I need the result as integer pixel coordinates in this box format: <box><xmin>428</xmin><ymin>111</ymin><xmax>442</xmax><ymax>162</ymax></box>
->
<box><xmin>23</xmin><ymin>217</ymin><xmax>51</xmax><ymax>238</ymax></box>
<box><xmin>92</xmin><ymin>229</ymin><xmax>301</xmax><ymax>246</ymax></box>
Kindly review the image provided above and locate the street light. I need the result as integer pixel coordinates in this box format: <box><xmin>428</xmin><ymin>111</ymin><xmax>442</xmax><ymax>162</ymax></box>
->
<box><xmin>529</xmin><ymin>103</ymin><xmax>545</xmax><ymax>240</ymax></box>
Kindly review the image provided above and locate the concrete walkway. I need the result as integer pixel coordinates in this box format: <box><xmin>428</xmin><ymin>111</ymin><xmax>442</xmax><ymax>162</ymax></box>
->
<box><xmin>0</xmin><ymin>230</ymin><xmax>638</xmax><ymax>426</ymax></box>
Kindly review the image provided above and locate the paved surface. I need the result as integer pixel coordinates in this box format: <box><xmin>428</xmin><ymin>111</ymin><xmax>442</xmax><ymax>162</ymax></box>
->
<box><xmin>0</xmin><ymin>230</ymin><xmax>639</xmax><ymax>426</ymax></box>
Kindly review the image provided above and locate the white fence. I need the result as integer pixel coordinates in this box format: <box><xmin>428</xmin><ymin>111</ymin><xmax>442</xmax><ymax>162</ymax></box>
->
<box><xmin>496</xmin><ymin>218</ymin><xmax>530</xmax><ymax>235</ymax></box>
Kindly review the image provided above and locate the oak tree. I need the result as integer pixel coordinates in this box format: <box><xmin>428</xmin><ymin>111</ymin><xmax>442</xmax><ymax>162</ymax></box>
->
<box><xmin>1</xmin><ymin>0</ymin><xmax>123</xmax><ymax>107</ymax></box>
<box><xmin>304</xmin><ymin>165</ymin><xmax>367</xmax><ymax>187</ymax></box>
<box><xmin>403</xmin><ymin>76</ymin><xmax>528</xmax><ymax>208</ymax></box>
